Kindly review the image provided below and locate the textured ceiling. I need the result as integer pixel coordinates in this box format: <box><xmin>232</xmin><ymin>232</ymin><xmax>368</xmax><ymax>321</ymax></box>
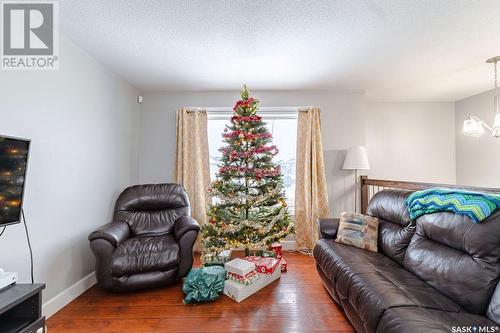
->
<box><xmin>60</xmin><ymin>0</ymin><xmax>500</xmax><ymax>101</ymax></box>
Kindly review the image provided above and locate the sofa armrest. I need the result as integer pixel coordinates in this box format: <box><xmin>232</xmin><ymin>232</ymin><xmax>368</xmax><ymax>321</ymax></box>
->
<box><xmin>88</xmin><ymin>221</ymin><xmax>130</xmax><ymax>247</ymax></box>
<box><xmin>89</xmin><ymin>239</ymin><xmax>114</xmax><ymax>290</ymax></box>
<box><xmin>487</xmin><ymin>283</ymin><xmax>500</xmax><ymax>325</ymax></box>
<box><xmin>317</xmin><ymin>218</ymin><xmax>340</xmax><ymax>240</ymax></box>
<box><xmin>174</xmin><ymin>216</ymin><xmax>200</xmax><ymax>278</ymax></box>
<box><xmin>174</xmin><ymin>216</ymin><xmax>200</xmax><ymax>241</ymax></box>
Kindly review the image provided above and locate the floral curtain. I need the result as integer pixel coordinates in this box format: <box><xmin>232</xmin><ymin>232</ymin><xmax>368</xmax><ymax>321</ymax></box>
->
<box><xmin>173</xmin><ymin>108</ymin><xmax>211</xmax><ymax>235</ymax></box>
<box><xmin>294</xmin><ymin>107</ymin><xmax>330</xmax><ymax>249</ymax></box>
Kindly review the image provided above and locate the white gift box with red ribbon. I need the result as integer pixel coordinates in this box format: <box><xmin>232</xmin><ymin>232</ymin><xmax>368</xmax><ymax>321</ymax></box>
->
<box><xmin>223</xmin><ymin>267</ymin><xmax>281</xmax><ymax>303</ymax></box>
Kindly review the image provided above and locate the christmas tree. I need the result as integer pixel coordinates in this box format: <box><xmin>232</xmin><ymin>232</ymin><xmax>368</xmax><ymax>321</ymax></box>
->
<box><xmin>200</xmin><ymin>86</ymin><xmax>294</xmax><ymax>263</ymax></box>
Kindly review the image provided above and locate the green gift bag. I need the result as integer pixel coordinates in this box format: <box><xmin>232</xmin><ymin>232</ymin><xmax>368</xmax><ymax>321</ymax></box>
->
<box><xmin>182</xmin><ymin>266</ymin><xmax>226</xmax><ymax>304</ymax></box>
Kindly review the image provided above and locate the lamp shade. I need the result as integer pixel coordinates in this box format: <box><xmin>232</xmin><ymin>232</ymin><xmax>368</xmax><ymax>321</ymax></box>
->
<box><xmin>343</xmin><ymin>146</ymin><xmax>370</xmax><ymax>170</ymax></box>
<box><xmin>462</xmin><ymin>117</ymin><xmax>485</xmax><ymax>137</ymax></box>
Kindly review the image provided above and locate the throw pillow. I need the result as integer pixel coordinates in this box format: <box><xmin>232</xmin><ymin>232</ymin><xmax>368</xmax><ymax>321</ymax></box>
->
<box><xmin>335</xmin><ymin>212</ymin><xmax>379</xmax><ymax>252</ymax></box>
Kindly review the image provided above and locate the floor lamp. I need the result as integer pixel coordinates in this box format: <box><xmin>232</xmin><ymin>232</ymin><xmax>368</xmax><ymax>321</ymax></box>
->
<box><xmin>343</xmin><ymin>146</ymin><xmax>370</xmax><ymax>213</ymax></box>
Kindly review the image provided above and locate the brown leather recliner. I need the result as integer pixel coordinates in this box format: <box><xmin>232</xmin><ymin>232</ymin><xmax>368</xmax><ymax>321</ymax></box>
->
<box><xmin>314</xmin><ymin>189</ymin><xmax>500</xmax><ymax>333</ymax></box>
<box><xmin>88</xmin><ymin>183</ymin><xmax>199</xmax><ymax>292</ymax></box>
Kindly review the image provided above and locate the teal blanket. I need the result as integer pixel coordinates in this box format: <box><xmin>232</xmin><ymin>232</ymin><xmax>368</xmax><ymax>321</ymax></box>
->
<box><xmin>406</xmin><ymin>188</ymin><xmax>500</xmax><ymax>223</ymax></box>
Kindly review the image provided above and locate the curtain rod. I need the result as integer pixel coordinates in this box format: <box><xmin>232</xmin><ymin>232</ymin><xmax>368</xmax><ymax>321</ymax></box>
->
<box><xmin>184</xmin><ymin>106</ymin><xmax>312</xmax><ymax>113</ymax></box>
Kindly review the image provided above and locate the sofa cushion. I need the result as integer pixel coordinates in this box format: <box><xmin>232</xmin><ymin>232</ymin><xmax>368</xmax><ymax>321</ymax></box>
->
<box><xmin>314</xmin><ymin>239</ymin><xmax>398</xmax><ymax>306</ymax></box>
<box><xmin>314</xmin><ymin>239</ymin><xmax>461</xmax><ymax>333</ymax></box>
<box><xmin>112</xmin><ymin>234</ymin><xmax>180</xmax><ymax>277</ymax></box>
<box><xmin>404</xmin><ymin>210</ymin><xmax>500</xmax><ymax>314</ymax></box>
<box><xmin>378</xmin><ymin>219</ymin><xmax>416</xmax><ymax>266</ymax></box>
<box><xmin>367</xmin><ymin>189</ymin><xmax>412</xmax><ymax>226</ymax></box>
<box><xmin>314</xmin><ymin>239</ymin><xmax>400</xmax><ymax>289</ymax></box>
<box><xmin>368</xmin><ymin>190</ymin><xmax>416</xmax><ymax>265</ymax></box>
<box><xmin>335</xmin><ymin>212</ymin><xmax>379</xmax><ymax>252</ymax></box>
<box><xmin>376</xmin><ymin>307</ymin><xmax>497</xmax><ymax>333</ymax></box>
<box><xmin>348</xmin><ymin>266</ymin><xmax>461</xmax><ymax>332</ymax></box>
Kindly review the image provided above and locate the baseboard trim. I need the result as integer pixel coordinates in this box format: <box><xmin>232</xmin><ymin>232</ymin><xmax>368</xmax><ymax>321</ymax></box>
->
<box><xmin>43</xmin><ymin>271</ymin><xmax>97</xmax><ymax>318</ymax></box>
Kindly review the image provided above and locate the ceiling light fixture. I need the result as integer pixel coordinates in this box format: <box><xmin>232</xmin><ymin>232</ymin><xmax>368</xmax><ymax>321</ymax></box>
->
<box><xmin>462</xmin><ymin>56</ymin><xmax>500</xmax><ymax>138</ymax></box>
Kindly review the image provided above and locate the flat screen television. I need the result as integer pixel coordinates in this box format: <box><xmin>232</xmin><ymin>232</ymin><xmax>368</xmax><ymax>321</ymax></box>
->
<box><xmin>0</xmin><ymin>135</ymin><xmax>30</xmax><ymax>227</ymax></box>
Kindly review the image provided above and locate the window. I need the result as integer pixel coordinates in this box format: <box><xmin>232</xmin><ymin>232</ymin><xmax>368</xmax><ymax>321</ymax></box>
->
<box><xmin>207</xmin><ymin>109</ymin><xmax>298</xmax><ymax>213</ymax></box>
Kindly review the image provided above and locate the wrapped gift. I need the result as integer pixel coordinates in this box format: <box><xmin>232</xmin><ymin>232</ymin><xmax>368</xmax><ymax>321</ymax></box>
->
<box><xmin>182</xmin><ymin>266</ymin><xmax>226</xmax><ymax>304</ymax></box>
<box><xmin>280</xmin><ymin>257</ymin><xmax>287</xmax><ymax>273</ymax></box>
<box><xmin>271</xmin><ymin>242</ymin><xmax>283</xmax><ymax>259</ymax></box>
<box><xmin>245</xmin><ymin>248</ymin><xmax>263</xmax><ymax>257</ymax></box>
<box><xmin>224</xmin><ymin>258</ymin><xmax>256</xmax><ymax>276</ymax></box>
<box><xmin>244</xmin><ymin>256</ymin><xmax>261</xmax><ymax>265</ymax></box>
<box><xmin>244</xmin><ymin>256</ymin><xmax>280</xmax><ymax>274</ymax></box>
<box><xmin>203</xmin><ymin>250</ymin><xmax>231</xmax><ymax>266</ymax></box>
<box><xmin>262</xmin><ymin>250</ymin><xmax>276</xmax><ymax>258</ymax></box>
<box><xmin>224</xmin><ymin>267</ymin><xmax>281</xmax><ymax>303</ymax></box>
<box><xmin>227</xmin><ymin>270</ymin><xmax>261</xmax><ymax>286</ymax></box>
<box><xmin>229</xmin><ymin>248</ymin><xmax>246</xmax><ymax>260</ymax></box>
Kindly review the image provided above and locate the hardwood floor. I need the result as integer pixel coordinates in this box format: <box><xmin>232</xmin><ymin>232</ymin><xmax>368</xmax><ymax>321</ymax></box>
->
<box><xmin>47</xmin><ymin>253</ymin><xmax>354</xmax><ymax>333</ymax></box>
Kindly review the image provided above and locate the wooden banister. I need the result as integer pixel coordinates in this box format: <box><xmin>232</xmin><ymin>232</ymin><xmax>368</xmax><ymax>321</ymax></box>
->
<box><xmin>360</xmin><ymin>176</ymin><xmax>369</xmax><ymax>214</ymax></box>
<box><xmin>360</xmin><ymin>177</ymin><xmax>500</xmax><ymax>214</ymax></box>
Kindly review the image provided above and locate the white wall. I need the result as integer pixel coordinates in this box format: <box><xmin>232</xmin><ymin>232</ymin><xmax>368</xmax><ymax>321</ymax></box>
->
<box><xmin>366</xmin><ymin>102</ymin><xmax>456</xmax><ymax>184</ymax></box>
<box><xmin>455</xmin><ymin>89</ymin><xmax>500</xmax><ymax>187</ymax></box>
<box><xmin>0</xmin><ymin>35</ymin><xmax>140</xmax><ymax>304</ymax></box>
<box><xmin>138</xmin><ymin>90</ymin><xmax>365</xmax><ymax>217</ymax></box>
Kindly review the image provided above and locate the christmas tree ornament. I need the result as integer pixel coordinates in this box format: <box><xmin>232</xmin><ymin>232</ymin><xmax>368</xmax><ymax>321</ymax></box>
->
<box><xmin>200</xmin><ymin>86</ymin><xmax>294</xmax><ymax>264</ymax></box>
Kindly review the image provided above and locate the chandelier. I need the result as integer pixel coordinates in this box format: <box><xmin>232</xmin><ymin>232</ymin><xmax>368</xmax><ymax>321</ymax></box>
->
<box><xmin>462</xmin><ymin>56</ymin><xmax>500</xmax><ymax>138</ymax></box>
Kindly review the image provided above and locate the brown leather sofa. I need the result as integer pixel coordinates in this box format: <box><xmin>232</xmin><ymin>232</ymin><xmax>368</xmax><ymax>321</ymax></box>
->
<box><xmin>88</xmin><ymin>183</ymin><xmax>199</xmax><ymax>292</ymax></box>
<box><xmin>314</xmin><ymin>189</ymin><xmax>500</xmax><ymax>333</ymax></box>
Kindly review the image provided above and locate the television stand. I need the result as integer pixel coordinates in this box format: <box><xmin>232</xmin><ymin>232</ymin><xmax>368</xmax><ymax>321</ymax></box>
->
<box><xmin>0</xmin><ymin>283</ymin><xmax>45</xmax><ymax>333</ymax></box>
